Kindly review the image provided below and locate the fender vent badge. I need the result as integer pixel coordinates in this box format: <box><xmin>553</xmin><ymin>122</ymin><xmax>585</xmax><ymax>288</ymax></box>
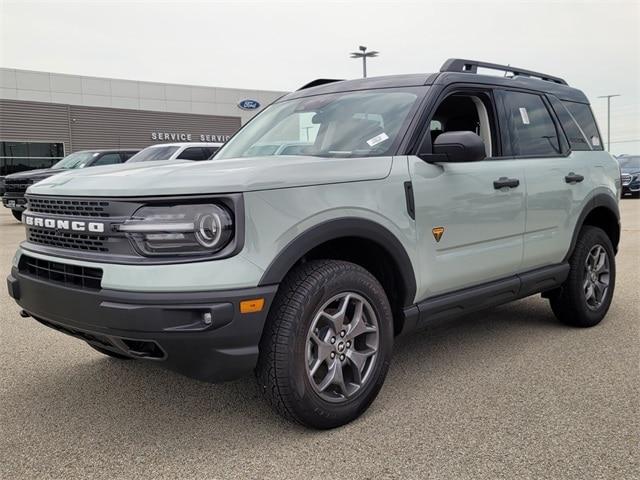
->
<box><xmin>432</xmin><ymin>226</ymin><xmax>445</xmax><ymax>242</ymax></box>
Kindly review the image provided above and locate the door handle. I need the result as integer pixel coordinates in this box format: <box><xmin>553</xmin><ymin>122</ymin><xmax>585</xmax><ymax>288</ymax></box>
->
<box><xmin>565</xmin><ymin>172</ymin><xmax>584</xmax><ymax>184</ymax></box>
<box><xmin>493</xmin><ymin>177</ymin><xmax>520</xmax><ymax>189</ymax></box>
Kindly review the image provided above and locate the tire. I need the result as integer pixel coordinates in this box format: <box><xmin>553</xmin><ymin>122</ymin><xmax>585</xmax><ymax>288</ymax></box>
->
<box><xmin>550</xmin><ymin>226</ymin><xmax>616</xmax><ymax>327</ymax></box>
<box><xmin>11</xmin><ymin>210</ymin><xmax>23</xmax><ymax>222</ymax></box>
<box><xmin>88</xmin><ymin>343</ymin><xmax>133</xmax><ymax>360</ymax></box>
<box><xmin>256</xmin><ymin>260</ymin><xmax>394</xmax><ymax>429</ymax></box>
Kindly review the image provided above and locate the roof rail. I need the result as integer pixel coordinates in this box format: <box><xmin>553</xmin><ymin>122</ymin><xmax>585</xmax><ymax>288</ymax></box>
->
<box><xmin>440</xmin><ymin>58</ymin><xmax>568</xmax><ymax>85</ymax></box>
<box><xmin>297</xmin><ymin>79</ymin><xmax>344</xmax><ymax>91</ymax></box>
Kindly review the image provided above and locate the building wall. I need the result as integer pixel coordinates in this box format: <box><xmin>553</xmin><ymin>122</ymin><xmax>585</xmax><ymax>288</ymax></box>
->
<box><xmin>0</xmin><ymin>68</ymin><xmax>288</xmax><ymax>175</ymax></box>
<box><xmin>0</xmin><ymin>99</ymin><xmax>242</xmax><ymax>152</ymax></box>
<box><xmin>0</xmin><ymin>68</ymin><xmax>286</xmax><ymax>125</ymax></box>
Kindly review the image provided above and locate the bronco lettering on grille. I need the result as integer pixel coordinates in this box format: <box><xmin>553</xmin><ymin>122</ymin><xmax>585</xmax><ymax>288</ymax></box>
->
<box><xmin>23</xmin><ymin>215</ymin><xmax>105</xmax><ymax>233</ymax></box>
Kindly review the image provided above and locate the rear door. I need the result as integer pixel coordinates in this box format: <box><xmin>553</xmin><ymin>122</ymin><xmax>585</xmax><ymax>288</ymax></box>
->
<box><xmin>497</xmin><ymin>90</ymin><xmax>594</xmax><ymax>269</ymax></box>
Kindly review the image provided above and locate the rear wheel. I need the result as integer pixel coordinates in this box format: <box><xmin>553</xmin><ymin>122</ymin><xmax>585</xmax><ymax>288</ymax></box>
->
<box><xmin>550</xmin><ymin>226</ymin><xmax>616</xmax><ymax>327</ymax></box>
<box><xmin>256</xmin><ymin>260</ymin><xmax>393</xmax><ymax>429</ymax></box>
<box><xmin>88</xmin><ymin>344</ymin><xmax>132</xmax><ymax>360</ymax></box>
<box><xmin>11</xmin><ymin>210</ymin><xmax>23</xmax><ymax>222</ymax></box>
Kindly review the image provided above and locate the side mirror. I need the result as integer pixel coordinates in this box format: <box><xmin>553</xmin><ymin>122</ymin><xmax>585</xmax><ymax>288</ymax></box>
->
<box><xmin>420</xmin><ymin>131</ymin><xmax>486</xmax><ymax>163</ymax></box>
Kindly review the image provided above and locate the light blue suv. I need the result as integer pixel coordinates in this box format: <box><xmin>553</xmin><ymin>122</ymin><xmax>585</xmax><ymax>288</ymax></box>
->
<box><xmin>7</xmin><ymin>59</ymin><xmax>620</xmax><ymax>428</ymax></box>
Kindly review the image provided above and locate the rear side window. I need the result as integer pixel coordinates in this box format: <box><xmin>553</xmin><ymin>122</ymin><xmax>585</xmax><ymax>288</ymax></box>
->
<box><xmin>547</xmin><ymin>96</ymin><xmax>591</xmax><ymax>151</ymax></box>
<box><xmin>177</xmin><ymin>147</ymin><xmax>208</xmax><ymax>160</ymax></box>
<box><xmin>502</xmin><ymin>91</ymin><xmax>561</xmax><ymax>156</ymax></box>
<box><xmin>562</xmin><ymin>101</ymin><xmax>603</xmax><ymax>150</ymax></box>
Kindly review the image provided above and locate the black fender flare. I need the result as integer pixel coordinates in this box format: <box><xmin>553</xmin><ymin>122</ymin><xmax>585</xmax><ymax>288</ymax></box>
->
<box><xmin>258</xmin><ymin>217</ymin><xmax>417</xmax><ymax>306</ymax></box>
<box><xmin>564</xmin><ymin>192</ymin><xmax>620</xmax><ymax>261</ymax></box>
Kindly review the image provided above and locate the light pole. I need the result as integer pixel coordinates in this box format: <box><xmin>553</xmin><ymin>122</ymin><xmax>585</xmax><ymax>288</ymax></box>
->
<box><xmin>598</xmin><ymin>94</ymin><xmax>621</xmax><ymax>151</ymax></box>
<box><xmin>350</xmin><ymin>45</ymin><xmax>379</xmax><ymax>78</ymax></box>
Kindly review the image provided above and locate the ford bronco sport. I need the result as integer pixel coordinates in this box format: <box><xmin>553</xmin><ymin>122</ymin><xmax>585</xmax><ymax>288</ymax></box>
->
<box><xmin>7</xmin><ymin>59</ymin><xmax>621</xmax><ymax>429</ymax></box>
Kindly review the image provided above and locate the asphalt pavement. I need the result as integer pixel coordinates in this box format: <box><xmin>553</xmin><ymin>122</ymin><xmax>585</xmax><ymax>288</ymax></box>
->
<box><xmin>1</xmin><ymin>200</ymin><xmax>638</xmax><ymax>479</ymax></box>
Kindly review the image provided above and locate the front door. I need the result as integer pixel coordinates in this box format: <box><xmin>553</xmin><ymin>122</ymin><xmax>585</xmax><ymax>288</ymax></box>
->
<box><xmin>409</xmin><ymin>90</ymin><xmax>525</xmax><ymax>301</ymax></box>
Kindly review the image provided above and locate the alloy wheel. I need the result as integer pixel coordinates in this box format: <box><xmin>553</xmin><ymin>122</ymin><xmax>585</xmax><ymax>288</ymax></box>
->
<box><xmin>305</xmin><ymin>292</ymin><xmax>379</xmax><ymax>403</ymax></box>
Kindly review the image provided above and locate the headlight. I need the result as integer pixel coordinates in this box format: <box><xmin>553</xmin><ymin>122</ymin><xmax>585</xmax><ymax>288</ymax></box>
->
<box><xmin>118</xmin><ymin>204</ymin><xmax>233</xmax><ymax>257</ymax></box>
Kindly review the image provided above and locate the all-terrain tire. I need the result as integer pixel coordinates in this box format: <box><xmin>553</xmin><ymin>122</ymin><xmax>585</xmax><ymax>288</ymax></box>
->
<box><xmin>255</xmin><ymin>260</ymin><xmax>393</xmax><ymax>429</ymax></box>
<box><xmin>550</xmin><ymin>226</ymin><xmax>616</xmax><ymax>327</ymax></box>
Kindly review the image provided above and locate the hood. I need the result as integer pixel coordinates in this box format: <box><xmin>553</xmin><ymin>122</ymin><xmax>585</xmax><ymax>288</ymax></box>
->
<box><xmin>5</xmin><ymin>168</ymin><xmax>66</xmax><ymax>181</ymax></box>
<box><xmin>28</xmin><ymin>156</ymin><xmax>393</xmax><ymax>197</ymax></box>
<box><xmin>620</xmin><ymin>165</ymin><xmax>640</xmax><ymax>175</ymax></box>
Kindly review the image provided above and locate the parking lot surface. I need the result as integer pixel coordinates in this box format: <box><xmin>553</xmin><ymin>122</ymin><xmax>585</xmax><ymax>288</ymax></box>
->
<box><xmin>1</xmin><ymin>200</ymin><xmax>638</xmax><ymax>480</ymax></box>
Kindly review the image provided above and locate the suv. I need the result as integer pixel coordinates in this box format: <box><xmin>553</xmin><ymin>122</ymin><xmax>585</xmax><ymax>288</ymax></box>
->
<box><xmin>2</xmin><ymin>149</ymin><xmax>138</xmax><ymax>221</ymax></box>
<box><xmin>617</xmin><ymin>155</ymin><xmax>640</xmax><ymax>197</ymax></box>
<box><xmin>7</xmin><ymin>59</ymin><xmax>621</xmax><ymax>429</ymax></box>
<box><xmin>126</xmin><ymin>142</ymin><xmax>222</xmax><ymax>163</ymax></box>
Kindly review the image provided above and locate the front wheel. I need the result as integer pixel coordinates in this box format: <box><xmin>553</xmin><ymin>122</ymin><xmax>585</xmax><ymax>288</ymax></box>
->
<box><xmin>550</xmin><ymin>226</ymin><xmax>616</xmax><ymax>327</ymax></box>
<box><xmin>256</xmin><ymin>260</ymin><xmax>393</xmax><ymax>429</ymax></box>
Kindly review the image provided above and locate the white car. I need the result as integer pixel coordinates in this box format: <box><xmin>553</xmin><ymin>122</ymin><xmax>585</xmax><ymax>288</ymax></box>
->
<box><xmin>127</xmin><ymin>142</ymin><xmax>223</xmax><ymax>163</ymax></box>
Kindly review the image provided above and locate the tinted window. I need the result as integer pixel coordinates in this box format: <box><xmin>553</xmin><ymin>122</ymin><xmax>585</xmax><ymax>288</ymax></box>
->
<box><xmin>547</xmin><ymin>96</ymin><xmax>590</xmax><ymax>151</ymax></box>
<box><xmin>502</xmin><ymin>91</ymin><xmax>561</xmax><ymax>156</ymax></box>
<box><xmin>127</xmin><ymin>146</ymin><xmax>180</xmax><ymax>163</ymax></box>
<box><xmin>177</xmin><ymin>147</ymin><xmax>207</xmax><ymax>160</ymax></box>
<box><xmin>562</xmin><ymin>101</ymin><xmax>603</xmax><ymax>150</ymax></box>
<box><xmin>52</xmin><ymin>151</ymin><xmax>98</xmax><ymax>169</ymax></box>
<box><xmin>121</xmin><ymin>151</ymin><xmax>138</xmax><ymax>161</ymax></box>
<box><xmin>201</xmin><ymin>147</ymin><xmax>218</xmax><ymax>159</ymax></box>
<box><xmin>0</xmin><ymin>141</ymin><xmax>65</xmax><ymax>175</ymax></box>
<box><xmin>92</xmin><ymin>153</ymin><xmax>123</xmax><ymax>166</ymax></box>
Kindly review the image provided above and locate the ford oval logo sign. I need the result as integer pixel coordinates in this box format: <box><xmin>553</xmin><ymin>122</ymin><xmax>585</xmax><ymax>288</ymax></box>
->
<box><xmin>238</xmin><ymin>99</ymin><xmax>261</xmax><ymax>110</ymax></box>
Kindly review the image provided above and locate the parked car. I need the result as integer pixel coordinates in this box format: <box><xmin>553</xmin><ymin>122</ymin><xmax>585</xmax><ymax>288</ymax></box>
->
<box><xmin>2</xmin><ymin>149</ymin><xmax>138</xmax><ymax>221</ymax></box>
<box><xmin>7</xmin><ymin>59</ymin><xmax>620</xmax><ymax>429</ymax></box>
<box><xmin>617</xmin><ymin>155</ymin><xmax>640</xmax><ymax>197</ymax></box>
<box><xmin>126</xmin><ymin>142</ymin><xmax>222</xmax><ymax>163</ymax></box>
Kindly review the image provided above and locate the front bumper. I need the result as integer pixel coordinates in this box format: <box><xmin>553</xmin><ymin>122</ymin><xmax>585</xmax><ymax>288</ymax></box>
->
<box><xmin>2</xmin><ymin>194</ymin><xmax>27</xmax><ymax>210</ymax></box>
<box><xmin>7</xmin><ymin>267</ymin><xmax>278</xmax><ymax>382</ymax></box>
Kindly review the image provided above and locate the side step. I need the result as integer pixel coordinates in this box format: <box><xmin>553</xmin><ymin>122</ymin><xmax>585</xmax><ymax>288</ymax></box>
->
<box><xmin>402</xmin><ymin>263</ymin><xmax>569</xmax><ymax>333</ymax></box>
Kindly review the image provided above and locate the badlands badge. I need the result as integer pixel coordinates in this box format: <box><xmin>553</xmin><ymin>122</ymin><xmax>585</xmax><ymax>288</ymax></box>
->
<box><xmin>432</xmin><ymin>226</ymin><xmax>445</xmax><ymax>242</ymax></box>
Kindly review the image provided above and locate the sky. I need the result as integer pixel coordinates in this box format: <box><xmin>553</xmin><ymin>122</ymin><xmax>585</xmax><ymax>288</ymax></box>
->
<box><xmin>1</xmin><ymin>0</ymin><xmax>639</xmax><ymax>154</ymax></box>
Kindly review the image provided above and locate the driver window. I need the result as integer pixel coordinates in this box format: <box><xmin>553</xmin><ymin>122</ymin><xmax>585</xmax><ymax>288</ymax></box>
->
<box><xmin>430</xmin><ymin>93</ymin><xmax>496</xmax><ymax>157</ymax></box>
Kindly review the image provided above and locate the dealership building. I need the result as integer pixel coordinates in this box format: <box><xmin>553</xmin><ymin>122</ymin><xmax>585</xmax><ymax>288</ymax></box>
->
<box><xmin>0</xmin><ymin>68</ymin><xmax>287</xmax><ymax>175</ymax></box>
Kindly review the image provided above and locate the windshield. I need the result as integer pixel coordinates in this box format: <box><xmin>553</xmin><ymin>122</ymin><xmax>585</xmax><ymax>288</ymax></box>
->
<box><xmin>216</xmin><ymin>88</ymin><xmax>422</xmax><ymax>159</ymax></box>
<box><xmin>127</xmin><ymin>145</ymin><xmax>180</xmax><ymax>163</ymax></box>
<box><xmin>51</xmin><ymin>151</ymin><xmax>99</xmax><ymax>169</ymax></box>
<box><xmin>619</xmin><ymin>156</ymin><xmax>640</xmax><ymax>169</ymax></box>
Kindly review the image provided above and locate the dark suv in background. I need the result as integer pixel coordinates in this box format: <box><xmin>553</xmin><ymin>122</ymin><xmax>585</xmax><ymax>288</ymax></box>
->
<box><xmin>2</xmin><ymin>149</ymin><xmax>138</xmax><ymax>221</ymax></box>
<box><xmin>617</xmin><ymin>155</ymin><xmax>640</xmax><ymax>197</ymax></box>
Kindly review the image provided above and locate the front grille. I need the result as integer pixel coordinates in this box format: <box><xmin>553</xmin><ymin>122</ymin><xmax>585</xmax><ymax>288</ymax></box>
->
<box><xmin>19</xmin><ymin>254</ymin><xmax>103</xmax><ymax>290</ymax></box>
<box><xmin>4</xmin><ymin>178</ymin><xmax>32</xmax><ymax>193</ymax></box>
<box><xmin>28</xmin><ymin>197</ymin><xmax>112</xmax><ymax>217</ymax></box>
<box><xmin>621</xmin><ymin>173</ymin><xmax>632</xmax><ymax>186</ymax></box>
<box><xmin>27</xmin><ymin>227</ymin><xmax>108</xmax><ymax>252</ymax></box>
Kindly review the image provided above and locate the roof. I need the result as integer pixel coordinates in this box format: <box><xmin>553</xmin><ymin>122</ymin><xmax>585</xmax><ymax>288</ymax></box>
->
<box><xmin>76</xmin><ymin>149</ymin><xmax>140</xmax><ymax>153</ymax></box>
<box><xmin>281</xmin><ymin>59</ymin><xmax>589</xmax><ymax>104</ymax></box>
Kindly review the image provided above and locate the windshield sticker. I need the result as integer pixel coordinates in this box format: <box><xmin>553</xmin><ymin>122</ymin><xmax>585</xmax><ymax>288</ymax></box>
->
<box><xmin>519</xmin><ymin>107</ymin><xmax>530</xmax><ymax>125</ymax></box>
<box><xmin>591</xmin><ymin>135</ymin><xmax>600</xmax><ymax>146</ymax></box>
<box><xmin>367</xmin><ymin>132</ymin><xmax>389</xmax><ymax>147</ymax></box>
